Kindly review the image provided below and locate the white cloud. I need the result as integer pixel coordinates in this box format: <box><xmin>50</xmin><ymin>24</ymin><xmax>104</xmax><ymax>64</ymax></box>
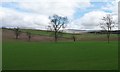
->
<box><xmin>68</xmin><ymin>11</ymin><xmax>118</xmax><ymax>30</ymax></box>
<box><xmin>1</xmin><ymin>0</ymin><xmax>91</xmax><ymax>2</ymax></box>
<box><xmin>1</xmin><ymin>7</ymin><xmax>118</xmax><ymax>30</ymax></box>
<box><xmin>0</xmin><ymin>0</ymin><xmax>92</xmax><ymax>30</ymax></box>
<box><xmin>0</xmin><ymin>7</ymin><xmax>50</xmax><ymax>30</ymax></box>
<box><xmin>1</xmin><ymin>0</ymin><xmax>117</xmax><ymax>2</ymax></box>
<box><xmin>80</xmin><ymin>11</ymin><xmax>107</xmax><ymax>30</ymax></box>
<box><xmin>0</xmin><ymin>0</ymin><xmax>118</xmax><ymax>30</ymax></box>
<box><xmin>17</xmin><ymin>0</ymin><xmax>91</xmax><ymax>17</ymax></box>
<box><xmin>101</xmin><ymin>0</ymin><xmax>120</xmax><ymax>15</ymax></box>
<box><xmin>91</xmin><ymin>0</ymin><xmax>119</xmax><ymax>2</ymax></box>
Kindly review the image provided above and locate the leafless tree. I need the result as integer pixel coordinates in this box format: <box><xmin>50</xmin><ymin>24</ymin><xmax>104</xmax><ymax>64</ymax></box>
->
<box><xmin>14</xmin><ymin>27</ymin><xmax>21</xmax><ymax>39</ymax></box>
<box><xmin>72</xmin><ymin>35</ymin><xmax>76</xmax><ymax>42</ymax></box>
<box><xmin>48</xmin><ymin>14</ymin><xmax>68</xmax><ymax>42</ymax></box>
<box><xmin>100</xmin><ymin>14</ymin><xmax>116</xmax><ymax>43</ymax></box>
<box><xmin>26</xmin><ymin>32</ymin><xmax>32</xmax><ymax>41</ymax></box>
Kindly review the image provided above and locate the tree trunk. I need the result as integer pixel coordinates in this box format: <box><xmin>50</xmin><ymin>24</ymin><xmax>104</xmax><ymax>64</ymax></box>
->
<box><xmin>73</xmin><ymin>36</ymin><xmax>76</xmax><ymax>42</ymax></box>
<box><xmin>55</xmin><ymin>31</ymin><xmax>57</xmax><ymax>42</ymax></box>
<box><xmin>107</xmin><ymin>31</ymin><xmax>110</xmax><ymax>43</ymax></box>
<box><xmin>28</xmin><ymin>36</ymin><xmax>31</xmax><ymax>41</ymax></box>
<box><xmin>16</xmin><ymin>34</ymin><xmax>18</xmax><ymax>39</ymax></box>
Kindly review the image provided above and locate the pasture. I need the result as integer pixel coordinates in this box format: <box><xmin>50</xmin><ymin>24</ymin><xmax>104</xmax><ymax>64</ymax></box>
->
<box><xmin>2</xmin><ymin>40</ymin><xmax>118</xmax><ymax>70</ymax></box>
<box><xmin>2</xmin><ymin>29</ymin><xmax>118</xmax><ymax>70</ymax></box>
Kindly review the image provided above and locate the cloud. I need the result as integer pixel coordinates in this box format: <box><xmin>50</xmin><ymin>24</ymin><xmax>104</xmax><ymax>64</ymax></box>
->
<box><xmin>0</xmin><ymin>0</ymin><xmax>118</xmax><ymax>30</ymax></box>
<box><xmin>80</xmin><ymin>11</ymin><xmax>107</xmax><ymax>30</ymax></box>
<box><xmin>68</xmin><ymin>11</ymin><xmax>118</xmax><ymax>30</ymax></box>
<box><xmin>101</xmin><ymin>0</ymin><xmax>119</xmax><ymax>15</ymax></box>
<box><xmin>0</xmin><ymin>0</ymin><xmax>92</xmax><ymax>30</ymax></box>
<box><xmin>17</xmin><ymin>0</ymin><xmax>91</xmax><ymax>17</ymax></box>
<box><xmin>1</xmin><ymin>0</ymin><xmax>117</xmax><ymax>2</ymax></box>
<box><xmin>1</xmin><ymin>0</ymin><xmax>91</xmax><ymax>2</ymax></box>
<box><xmin>0</xmin><ymin>7</ymin><xmax>50</xmax><ymax>30</ymax></box>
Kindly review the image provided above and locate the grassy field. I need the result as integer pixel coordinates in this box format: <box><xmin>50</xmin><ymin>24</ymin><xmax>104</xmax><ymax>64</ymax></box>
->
<box><xmin>6</xmin><ymin>28</ymin><xmax>118</xmax><ymax>41</ymax></box>
<box><xmin>2</xmin><ymin>29</ymin><xmax>118</xmax><ymax>70</ymax></box>
<box><xmin>2</xmin><ymin>40</ymin><xmax>118</xmax><ymax>70</ymax></box>
<box><xmin>20</xmin><ymin>29</ymin><xmax>119</xmax><ymax>38</ymax></box>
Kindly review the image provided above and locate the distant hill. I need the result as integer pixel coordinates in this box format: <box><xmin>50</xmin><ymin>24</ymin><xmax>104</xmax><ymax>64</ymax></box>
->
<box><xmin>64</xmin><ymin>29</ymin><xmax>120</xmax><ymax>34</ymax></box>
<box><xmin>64</xmin><ymin>29</ymin><xmax>87</xmax><ymax>33</ymax></box>
<box><xmin>88</xmin><ymin>30</ymin><xmax>120</xmax><ymax>34</ymax></box>
<box><xmin>2</xmin><ymin>27</ymin><xmax>120</xmax><ymax>34</ymax></box>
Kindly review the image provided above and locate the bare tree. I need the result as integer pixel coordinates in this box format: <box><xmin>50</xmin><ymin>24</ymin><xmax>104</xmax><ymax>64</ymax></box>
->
<box><xmin>71</xmin><ymin>32</ymin><xmax>76</xmax><ymax>42</ymax></box>
<box><xmin>26</xmin><ymin>32</ymin><xmax>32</xmax><ymax>41</ymax></box>
<box><xmin>14</xmin><ymin>27</ymin><xmax>21</xmax><ymax>39</ymax></box>
<box><xmin>72</xmin><ymin>35</ymin><xmax>76</xmax><ymax>42</ymax></box>
<box><xmin>48</xmin><ymin>14</ymin><xmax>68</xmax><ymax>42</ymax></box>
<box><xmin>100</xmin><ymin>14</ymin><xmax>116</xmax><ymax>43</ymax></box>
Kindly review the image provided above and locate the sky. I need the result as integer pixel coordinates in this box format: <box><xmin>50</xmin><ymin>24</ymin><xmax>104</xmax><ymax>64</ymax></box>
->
<box><xmin>0</xmin><ymin>0</ymin><xmax>119</xmax><ymax>30</ymax></box>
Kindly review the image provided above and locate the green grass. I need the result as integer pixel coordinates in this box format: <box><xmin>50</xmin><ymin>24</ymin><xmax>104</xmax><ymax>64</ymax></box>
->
<box><xmin>20</xmin><ymin>29</ymin><xmax>119</xmax><ymax>38</ymax></box>
<box><xmin>2</xmin><ymin>40</ymin><xmax>118</xmax><ymax>70</ymax></box>
<box><xmin>5</xmin><ymin>28</ymin><xmax>118</xmax><ymax>39</ymax></box>
<box><xmin>20</xmin><ymin>29</ymin><xmax>53</xmax><ymax>36</ymax></box>
<box><xmin>20</xmin><ymin>29</ymin><xmax>74</xmax><ymax>38</ymax></box>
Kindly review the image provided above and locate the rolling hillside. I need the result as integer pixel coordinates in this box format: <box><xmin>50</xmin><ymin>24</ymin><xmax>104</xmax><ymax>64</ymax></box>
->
<box><xmin>2</xmin><ymin>28</ymin><xmax>119</xmax><ymax>42</ymax></box>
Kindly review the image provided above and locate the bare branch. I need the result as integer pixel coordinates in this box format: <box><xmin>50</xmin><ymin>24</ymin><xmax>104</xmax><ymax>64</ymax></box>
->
<box><xmin>48</xmin><ymin>14</ymin><xmax>68</xmax><ymax>42</ymax></box>
<box><xmin>99</xmin><ymin>14</ymin><xmax>116</xmax><ymax>43</ymax></box>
